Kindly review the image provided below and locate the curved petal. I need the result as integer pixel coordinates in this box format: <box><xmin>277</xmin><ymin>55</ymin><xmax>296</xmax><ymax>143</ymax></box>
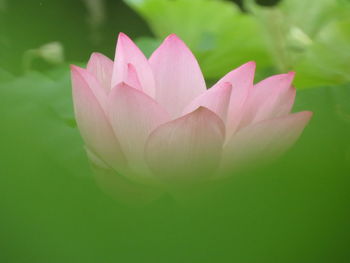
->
<box><xmin>108</xmin><ymin>83</ymin><xmax>170</xmax><ymax>176</ymax></box>
<box><xmin>211</xmin><ymin>61</ymin><xmax>256</xmax><ymax>137</ymax></box>
<box><xmin>145</xmin><ymin>107</ymin><xmax>225</xmax><ymax>185</ymax></box>
<box><xmin>182</xmin><ymin>82</ymin><xmax>232</xmax><ymax>123</ymax></box>
<box><xmin>124</xmin><ymin>63</ymin><xmax>142</xmax><ymax>91</ymax></box>
<box><xmin>71</xmin><ymin>66</ymin><xmax>127</xmax><ymax>172</ymax></box>
<box><xmin>87</xmin><ymin>52</ymin><xmax>113</xmax><ymax>92</ymax></box>
<box><xmin>112</xmin><ymin>33</ymin><xmax>155</xmax><ymax>97</ymax></box>
<box><xmin>220</xmin><ymin>111</ymin><xmax>313</xmax><ymax>175</ymax></box>
<box><xmin>238</xmin><ymin>72</ymin><xmax>296</xmax><ymax>129</ymax></box>
<box><xmin>72</xmin><ymin>65</ymin><xmax>108</xmax><ymax>113</ymax></box>
<box><xmin>149</xmin><ymin>34</ymin><xmax>206</xmax><ymax>118</ymax></box>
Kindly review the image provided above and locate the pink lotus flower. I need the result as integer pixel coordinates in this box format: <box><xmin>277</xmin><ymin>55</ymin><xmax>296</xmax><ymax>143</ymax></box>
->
<box><xmin>71</xmin><ymin>33</ymin><xmax>312</xmax><ymax>200</ymax></box>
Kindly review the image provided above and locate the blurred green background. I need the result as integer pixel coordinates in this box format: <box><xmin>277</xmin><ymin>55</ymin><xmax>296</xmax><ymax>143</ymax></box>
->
<box><xmin>0</xmin><ymin>0</ymin><xmax>349</xmax><ymax>262</ymax></box>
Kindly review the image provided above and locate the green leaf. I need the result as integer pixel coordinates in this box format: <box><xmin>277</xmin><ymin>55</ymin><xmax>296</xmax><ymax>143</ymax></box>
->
<box><xmin>0</xmin><ymin>66</ymin><xmax>90</xmax><ymax>177</ymax></box>
<box><xmin>277</xmin><ymin>0</ymin><xmax>338</xmax><ymax>37</ymax></box>
<box><xmin>294</xmin><ymin>19</ymin><xmax>350</xmax><ymax>87</ymax></box>
<box><xmin>245</xmin><ymin>0</ymin><xmax>350</xmax><ymax>88</ymax></box>
<box><xmin>0</xmin><ymin>67</ymin><xmax>14</xmax><ymax>82</ymax></box>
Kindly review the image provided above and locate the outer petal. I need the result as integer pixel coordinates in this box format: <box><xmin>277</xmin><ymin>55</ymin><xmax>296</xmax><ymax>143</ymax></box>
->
<box><xmin>149</xmin><ymin>34</ymin><xmax>207</xmax><ymax>118</ymax></box>
<box><xmin>211</xmin><ymin>61</ymin><xmax>256</xmax><ymax>137</ymax></box>
<box><xmin>87</xmin><ymin>149</ymin><xmax>163</xmax><ymax>205</ymax></box>
<box><xmin>145</xmin><ymin>107</ymin><xmax>225</xmax><ymax>185</ymax></box>
<box><xmin>220</xmin><ymin>111</ymin><xmax>313</xmax><ymax>175</ymax></box>
<box><xmin>71</xmin><ymin>66</ymin><xmax>127</xmax><ymax>172</ymax></box>
<box><xmin>108</xmin><ymin>83</ymin><xmax>170</xmax><ymax>177</ymax></box>
<box><xmin>238</xmin><ymin>72</ymin><xmax>296</xmax><ymax>129</ymax></box>
<box><xmin>72</xmin><ymin>65</ymin><xmax>108</xmax><ymax>113</ymax></box>
<box><xmin>112</xmin><ymin>33</ymin><xmax>155</xmax><ymax>97</ymax></box>
<box><xmin>87</xmin><ymin>52</ymin><xmax>113</xmax><ymax>92</ymax></box>
<box><xmin>182</xmin><ymin>82</ymin><xmax>232</xmax><ymax>123</ymax></box>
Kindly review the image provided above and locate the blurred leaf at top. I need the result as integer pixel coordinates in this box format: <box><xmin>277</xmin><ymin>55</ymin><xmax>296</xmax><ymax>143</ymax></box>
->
<box><xmin>125</xmin><ymin>0</ymin><xmax>350</xmax><ymax>88</ymax></box>
<box><xmin>246</xmin><ymin>0</ymin><xmax>350</xmax><ymax>87</ymax></box>
<box><xmin>125</xmin><ymin>0</ymin><xmax>271</xmax><ymax>82</ymax></box>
